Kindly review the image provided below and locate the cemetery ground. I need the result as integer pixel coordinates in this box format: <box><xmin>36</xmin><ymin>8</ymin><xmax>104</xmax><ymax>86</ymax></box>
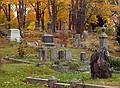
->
<box><xmin>0</xmin><ymin>37</ymin><xmax>120</xmax><ymax>88</ymax></box>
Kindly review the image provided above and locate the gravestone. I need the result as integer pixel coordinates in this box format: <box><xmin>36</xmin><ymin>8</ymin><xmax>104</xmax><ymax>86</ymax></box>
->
<box><xmin>42</xmin><ymin>21</ymin><xmax>55</xmax><ymax>47</ymax></box>
<box><xmin>51</xmin><ymin>49</ymin><xmax>58</xmax><ymax>62</ymax></box>
<box><xmin>80</xmin><ymin>52</ymin><xmax>86</xmax><ymax>62</ymax></box>
<box><xmin>9</xmin><ymin>29</ymin><xmax>21</xmax><ymax>42</ymax></box>
<box><xmin>81</xmin><ymin>30</ymin><xmax>88</xmax><ymax>48</ymax></box>
<box><xmin>66</xmin><ymin>49</ymin><xmax>73</xmax><ymax>60</ymax></box>
<box><xmin>82</xmin><ymin>30</ymin><xmax>88</xmax><ymax>41</ymax></box>
<box><xmin>38</xmin><ymin>48</ymin><xmax>47</xmax><ymax>61</ymax></box>
<box><xmin>73</xmin><ymin>34</ymin><xmax>80</xmax><ymax>47</ymax></box>
<box><xmin>58</xmin><ymin>50</ymin><xmax>65</xmax><ymax>59</ymax></box>
<box><xmin>99</xmin><ymin>29</ymin><xmax>108</xmax><ymax>50</ymax></box>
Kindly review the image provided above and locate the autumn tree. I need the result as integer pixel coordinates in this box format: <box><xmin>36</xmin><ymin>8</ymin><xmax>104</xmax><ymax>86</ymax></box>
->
<box><xmin>16</xmin><ymin>0</ymin><xmax>26</xmax><ymax>34</ymax></box>
<box><xmin>47</xmin><ymin>0</ymin><xmax>57</xmax><ymax>32</ymax></box>
<box><xmin>28</xmin><ymin>0</ymin><xmax>47</xmax><ymax>31</ymax></box>
<box><xmin>0</xmin><ymin>0</ymin><xmax>11</xmax><ymax>29</ymax></box>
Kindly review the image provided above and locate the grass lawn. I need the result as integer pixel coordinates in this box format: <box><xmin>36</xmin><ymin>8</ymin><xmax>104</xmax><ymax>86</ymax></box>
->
<box><xmin>0</xmin><ymin>43</ymin><xmax>120</xmax><ymax>88</ymax></box>
<box><xmin>0</xmin><ymin>63</ymin><xmax>120</xmax><ymax>88</ymax></box>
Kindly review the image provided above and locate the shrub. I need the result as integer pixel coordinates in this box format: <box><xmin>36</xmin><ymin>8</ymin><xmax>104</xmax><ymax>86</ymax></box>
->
<box><xmin>108</xmin><ymin>58</ymin><xmax>120</xmax><ymax>71</ymax></box>
<box><xmin>57</xmin><ymin>30</ymin><xmax>69</xmax><ymax>47</ymax></box>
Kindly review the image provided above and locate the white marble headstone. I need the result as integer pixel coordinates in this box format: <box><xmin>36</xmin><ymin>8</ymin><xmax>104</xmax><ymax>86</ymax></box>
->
<box><xmin>9</xmin><ymin>29</ymin><xmax>21</xmax><ymax>42</ymax></box>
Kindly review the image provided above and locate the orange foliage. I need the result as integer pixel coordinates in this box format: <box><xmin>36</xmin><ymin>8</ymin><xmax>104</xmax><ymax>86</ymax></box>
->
<box><xmin>57</xmin><ymin>30</ymin><xmax>69</xmax><ymax>47</ymax></box>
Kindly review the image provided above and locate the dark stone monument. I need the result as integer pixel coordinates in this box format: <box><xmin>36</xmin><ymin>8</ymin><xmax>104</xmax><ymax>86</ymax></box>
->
<box><xmin>42</xmin><ymin>34</ymin><xmax>54</xmax><ymax>47</ymax></box>
<box><xmin>58</xmin><ymin>50</ymin><xmax>65</xmax><ymax>59</ymax></box>
<box><xmin>90</xmin><ymin>47</ymin><xmax>112</xmax><ymax>79</ymax></box>
<box><xmin>42</xmin><ymin>22</ymin><xmax>55</xmax><ymax>47</ymax></box>
<box><xmin>80</xmin><ymin>52</ymin><xmax>86</xmax><ymax>62</ymax></box>
<box><xmin>38</xmin><ymin>48</ymin><xmax>47</xmax><ymax>61</ymax></box>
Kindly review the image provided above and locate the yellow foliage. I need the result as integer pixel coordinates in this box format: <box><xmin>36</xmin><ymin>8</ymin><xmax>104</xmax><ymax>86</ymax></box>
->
<box><xmin>1</xmin><ymin>0</ymin><xmax>119</xmax><ymax>30</ymax></box>
<box><xmin>26</xmin><ymin>10</ymin><xmax>35</xmax><ymax>21</ymax></box>
<box><xmin>106</xmin><ymin>19</ymin><xmax>114</xmax><ymax>27</ymax></box>
<box><xmin>90</xmin><ymin>15</ymin><xmax>98</xmax><ymax>23</ymax></box>
<box><xmin>27</xmin><ymin>22</ymin><xmax>35</xmax><ymax>30</ymax></box>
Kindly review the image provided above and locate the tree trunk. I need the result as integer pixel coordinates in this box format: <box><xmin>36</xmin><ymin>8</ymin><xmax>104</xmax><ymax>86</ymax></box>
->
<box><xmin>48</xmin><ymin>0</ymin><xmax>52</xmax><ymax>19</ymax></box>
<box><xmin>23</xmin><ymin>4</ymin><xmax>26</xmax><ymax>28</ymax></box>
<box><xmin>71</xmin><ymin>0</ymin><xmax>75</xmax><ymax>30</ymax></box>
<box><xmin>35</xmin><ymin>1</ymin><xmax>41</xmax><ymax>30</ymax></box>
<box><xmin>51</xmin><ymin>0</ymin><xmax>57</xmax><ymax>33</ymax></box>
<box><xmin>17</xmin><ymin>0</ymin><xmax>26</xmax><ymax>38</ymax></box>
<box><xmin>69</xmin><ymin>6</ymin><xmax>72</xmax><ymax>30</ymax></box>
<box><xmin>8</xmin><ymin>3</ymin><xmax>11</xmax><ymax>29</ymax></box>
<box><xmin>41</xmin><ymin>10</ymin><xmax>45</xmax><ymax>31</ymax></box>
<box><xmin>59</xmin><ymin>20</ymin><xmax>62</xmax><ymax>30</ymax></box>
<box><xmin>1</xmin><ymin>3</ymin><xmax>11</xmax><ymax>29</ymax></box>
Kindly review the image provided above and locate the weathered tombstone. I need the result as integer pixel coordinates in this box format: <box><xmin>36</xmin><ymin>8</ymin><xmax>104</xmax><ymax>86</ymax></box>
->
<box><xmin>80</xmin><ymin>52</ymin><xmax>86</xmax><ymax>62</ymax></box>
<box><xmin>81</xmin><ymin>30</ymin><xmax>88</xmax><ymax>48</ymax></box>
<box><xmin>58</xmin><ymin>50</ymin><xmax>65</xmax><ymax>59</ymax></box>
<box><xmin>82</xmin><ymin>30</ymin><xmax>88</xmax><ymax>42</ymax></box>
<box><xmin>51</xmin><ymin>49</ymin><xmax>58</xmax><ymax>62</ymax></box>
<box><xmin>99</xmin><ymin>29</ymin><xmax>108</xmax><ymax>50</ymax></box>
<box><xmin>72</xmin><ymin>39</ymin><xmax>77</xmax><ymax>48</ymax></box>
<box><xmin>9</xmin><ymin>29</ymin><xmax>21</xmax><ymax>42</ymax></box>
<box><xmin>73</xmin><ymin>34</ymin><xmax>80</xmax><ymax>48</ymax></box>
<box><xmin>38</xmin><ymin>48</ymin><xmax>47</xmax><ymax>61</ymax></box>
<box><xmin>66</xmin><ymin>49</ymin><xmax>73</xmax><ymax>60</ymax></box>
<box><xmin>90</xmin><ymin>47</ymin><xmax>112</xmax><ymax>79</ymax></box>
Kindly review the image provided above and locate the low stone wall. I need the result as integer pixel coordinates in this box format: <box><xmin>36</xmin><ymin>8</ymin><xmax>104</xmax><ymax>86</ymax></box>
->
<box><xmin>4</xmin><ymin>57</ymin><xmax>35</xmax><ymax>64</ymax></box>
<box><xmin>26</xmin><ymin>77</ymin><xmax>48</xmax><ymax>84</ymax></box>
<box><xmin>25</xmin><ymin>77</ymin><xmax>118</xmax><ymax>88</ymax></box>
